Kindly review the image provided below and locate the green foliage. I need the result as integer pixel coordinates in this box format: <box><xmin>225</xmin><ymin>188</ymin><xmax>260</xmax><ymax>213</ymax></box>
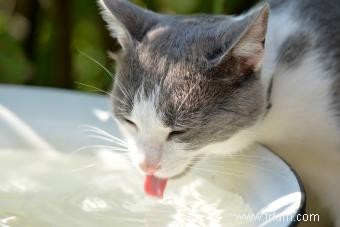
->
<box><xmin>0</xmin><ymin>11</ymin><xmax>30</xmax><ymax>83</ymax></box>
<box><xmin>72</xmin><ymin>0</ymin><xmax>113</xmax><ymax>91</ymax></box>
<box><xmin>0</xmin><ymin>32</ymin><xmax>30</xmax><ymax>83</ymax></box>
<box><xmin>0</xmin><ymin>0</ymin><xmax>258</xmax><ymax>93</ymax></box>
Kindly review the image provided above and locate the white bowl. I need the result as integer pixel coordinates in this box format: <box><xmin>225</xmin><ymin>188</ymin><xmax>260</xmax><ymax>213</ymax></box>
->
<box><xmin>0</xmin><ymin>85</ymin><xmax>305</xmax><ymax>227</ymax></box>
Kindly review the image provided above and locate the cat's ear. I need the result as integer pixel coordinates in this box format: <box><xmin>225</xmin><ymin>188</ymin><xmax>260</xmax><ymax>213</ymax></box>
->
<box><xmin>98</xmin><ymin>0</ymin><xmax>158</xmax><ymax>53</ymax></box>
<box><xmin>215</xmin><ymin>4</ymin><xmax>270</xmax><ymax>75</ymax></box>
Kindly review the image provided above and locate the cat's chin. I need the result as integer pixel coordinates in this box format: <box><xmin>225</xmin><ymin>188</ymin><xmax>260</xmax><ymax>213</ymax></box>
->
<box><xmin>168</xmin><ymin>166</ymin><xmax>192</xmax><ymax>180</ymax></box>
<box><xmin>154</xmin><ymin>170</ymin><xmax>188</xmax><ymax>180</ymax></box>
<box><xmin>153</xmin><ymin>166</ymin><xmax>188</xmax><ymax>179</ymax></box>
<box><xmin>155</xmin><ymin>157</ymin><xmax>201</xmax><ymax>180</ymax></box>
<box><xmin>153</xmin><ymin>170</ymin><xmax>184</xmax><ymax>180</ymax></box>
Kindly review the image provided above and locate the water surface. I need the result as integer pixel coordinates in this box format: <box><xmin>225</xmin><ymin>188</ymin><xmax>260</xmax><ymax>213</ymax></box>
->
<box><xmin>0</xmin><ymin>149</ymin><xmax>253</xmax><ymax>227</ymax></box>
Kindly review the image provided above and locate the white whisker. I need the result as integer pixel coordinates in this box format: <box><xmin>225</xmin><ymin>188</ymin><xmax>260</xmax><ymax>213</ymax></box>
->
<box><xmin>65</xmin><ymin>163</ymin><xmax>98</xmax><ymax>173</ymax></box>
<box><xmin>113</xmin><ymin>96</ymin><xmax>130</xmax><ymax>108</ymax></box>
<box><xmin>86</xmin><ymin>134</ymin><xmax>128</xmax><ymax>147</ymax></box>
<box><xmin>75</xmin><ymin>82</ymin><xmax>112</xmax><ymax>96</ymax></box>
<box><xmin>77</xmin><ymin>51</ymin><xmax>133</xmax><ymax>105</ymax></box>
<box><xmin>70</xmin><ymin>145</ymin><xmax>129</xmax><ymax>155</ymax></box>
<box><xmin>196</xmin><ymin>161</ymin><xmax>287</xmax><ymax>178</ymax></box>
<box><xmin>78</xmin><ymin>50</ymin><xmax>115</xmax><ymax>80</ymax></box>
<box><xmin>189</xmin><ymin>166</ymin><xmax>244</xmax><ymax>177</ymax></box>
<box><xmin>80</xmin><ymin>125</ymin><xmax>127</xmax><ymax>145</ymax></box>
<box><xmin>115</xmin><ymin>78</ymin><xmax>133</xmax><ymax>101</ymax></box>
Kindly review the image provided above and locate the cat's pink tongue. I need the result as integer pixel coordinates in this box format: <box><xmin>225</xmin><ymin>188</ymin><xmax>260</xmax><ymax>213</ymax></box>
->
<box><xmin>144</xmin><ymin>175</ymin><xmax>168</xmax><ymax>198</ymax></box>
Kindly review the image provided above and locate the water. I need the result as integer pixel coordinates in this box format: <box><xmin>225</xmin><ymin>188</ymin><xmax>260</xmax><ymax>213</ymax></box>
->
<box><xmin>0</xmin><ymin>149</ymin><xmax>253</xmax><ymax>227</ymax></box>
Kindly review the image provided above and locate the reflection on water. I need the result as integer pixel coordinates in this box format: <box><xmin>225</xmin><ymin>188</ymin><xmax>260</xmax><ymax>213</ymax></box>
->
<box><xmin>0</xmin><ymin>149</ymin><xmax>254</xmax><ymax>227</ymax></box>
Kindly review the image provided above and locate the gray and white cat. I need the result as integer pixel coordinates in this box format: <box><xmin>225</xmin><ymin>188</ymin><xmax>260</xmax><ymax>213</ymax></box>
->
<box><xmin>98</xmin><ymin>0</ymin><xmax>340</xmax><ymax>226</ymax></box>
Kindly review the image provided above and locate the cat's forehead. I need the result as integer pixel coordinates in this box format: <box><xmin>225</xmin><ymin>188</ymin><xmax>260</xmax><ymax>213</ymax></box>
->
<box><xmin>135</xmin><ymin>15</ymin><xmax>241</xmax><ymax>63</ymax></box>
<box><xmin>115</xmin><ymin>17</ymin><xmax>241</xmax><ymax>119</ymax></box>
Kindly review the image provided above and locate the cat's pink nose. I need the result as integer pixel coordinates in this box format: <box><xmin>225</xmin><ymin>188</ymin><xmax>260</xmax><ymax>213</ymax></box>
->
<box><xmin>139</xmin><ymin>162</ymin><xmax>160</xmax><ymax>174</ymax></box>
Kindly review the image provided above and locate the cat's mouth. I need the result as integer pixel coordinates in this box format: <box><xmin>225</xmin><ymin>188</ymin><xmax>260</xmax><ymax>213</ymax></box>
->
<box><xmin>143</xmin><ymin>171</ymin><xmax>187</xmax><ymax>198</ymax></box>
<box><xmin>144</xmin><ymin>156</ymin><xmax>202</xmax><ymax>198</ymax></box>
<box><xmin>169</xmin><ymin>161</ymin><xmax>197</xmax><ymax>180</ymax></box>
<box><xmin>143</xmin><ymin>172</ymin><xmax>184</xmax><ymax>198</ymax></box>
<box><xmin>157</xmin><ymin>155</ymin><xmax>202</xmax><ymax>180</ymax></box>
<box><xmin>144</xmin><ymin>175</ymin><xmax>168</xmax><ymax>198</ymax></box>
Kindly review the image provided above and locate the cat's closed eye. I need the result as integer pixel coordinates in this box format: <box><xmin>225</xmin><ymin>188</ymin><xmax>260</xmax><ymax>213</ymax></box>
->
<box><xmin>123</xmin><ymin>118</ymin><xmax>137</xmax><ymax>128</ymax></box>
<box><xmin>167</xmin><ymin>130</ymin><xmax>186</xmax><ymax>141</ymax></box>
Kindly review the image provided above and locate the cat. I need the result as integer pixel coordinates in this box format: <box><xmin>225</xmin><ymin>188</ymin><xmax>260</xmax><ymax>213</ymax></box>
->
<box><xmin>98</xmin><ymin>0</ymin><xmax>340</xmax><ymax>226</ymax></box>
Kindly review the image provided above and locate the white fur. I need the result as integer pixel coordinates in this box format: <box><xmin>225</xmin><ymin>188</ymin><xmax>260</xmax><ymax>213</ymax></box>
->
<box><xmin>129</xmin><ymin>93</ymin><xmax>169</xmax><ymax>165</ymax></box>
<box><xmin>196</xmin><ymin>128</ymin><xmax>258</xmax><ymax>156</ymax></box>
<box><xmin>124</xmin><ymin>92</ymin><xmax>192</xmax><ymax>178</ymax></box>
<box><xmin>261</xmin><ymin>6</ymin><xmax>299</xmax><ymax>92</ymax></box>
<box><xmin>256</xmin><ymin>9</ymin><xmax>340</xmax><ymax>226</ymax></box>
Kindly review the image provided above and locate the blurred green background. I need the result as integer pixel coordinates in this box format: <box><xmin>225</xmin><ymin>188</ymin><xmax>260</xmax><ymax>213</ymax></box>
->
<box><xmin>0</xmin><ymin>0</ymin><xmax>258</xmax><ymax>93</ymax></box>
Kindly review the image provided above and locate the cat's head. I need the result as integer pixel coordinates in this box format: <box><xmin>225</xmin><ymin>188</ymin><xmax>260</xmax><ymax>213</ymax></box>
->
<box><xmin>99</xmin><ymin>0</ymin><xmax>269</xmax><ymax>179</ymax></box>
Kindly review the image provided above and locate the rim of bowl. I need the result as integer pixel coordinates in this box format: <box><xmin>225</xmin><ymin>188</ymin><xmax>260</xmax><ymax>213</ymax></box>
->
<box><xmin>260</xmin><ymin>144</ymin><xmax>306</xmax><ymax>227</ymax></box>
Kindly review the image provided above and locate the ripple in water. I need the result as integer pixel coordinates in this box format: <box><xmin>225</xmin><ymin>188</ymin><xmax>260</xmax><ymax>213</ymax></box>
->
<box><xmin>0</xmin><ymin>149</ymin><xmax>254</xmax><ymax>227</ymax></box>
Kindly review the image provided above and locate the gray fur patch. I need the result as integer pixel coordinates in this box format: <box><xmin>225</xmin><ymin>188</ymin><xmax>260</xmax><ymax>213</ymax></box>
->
<box><xmin>276</xmin><ymin>32</ymin><xmax>312</xmax><ymax>69</ymax></box>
